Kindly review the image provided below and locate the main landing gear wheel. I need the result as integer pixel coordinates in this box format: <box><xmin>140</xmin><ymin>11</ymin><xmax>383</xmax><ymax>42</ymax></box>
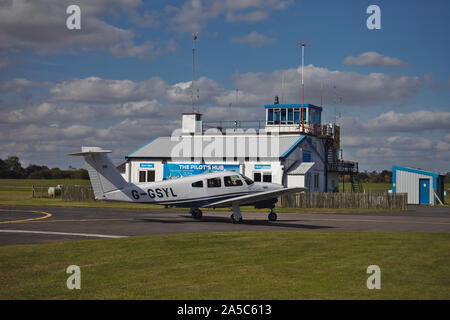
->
<box><xmin>230</xmin><ymin>214</ymin><xmax>243</xmax><ymax>224</ymax></box>
<box><xmin>268</xmin><ymin>211</ymin><xmax>277</xmax><ymax>222</ymax></box>
<box><xmin>190</xmin><ymin>208</ymin><xmax>203</xmax><ymax>220</ymax></box>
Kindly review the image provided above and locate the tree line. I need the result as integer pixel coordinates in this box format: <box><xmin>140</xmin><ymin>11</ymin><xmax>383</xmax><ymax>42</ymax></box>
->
<box><xmin>0</xmin><ymin>156</ymin><xmax>89</xmax><ymax>179</ymax></box>
<box><xmin>339</xmin><ymin>170</ymin><xmax>392</xmax><ymax>184</ymax></box>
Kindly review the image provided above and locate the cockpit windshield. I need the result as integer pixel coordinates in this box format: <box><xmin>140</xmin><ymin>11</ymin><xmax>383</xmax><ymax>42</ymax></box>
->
<box><xmin>241</xmin><ymin>174</ymin><xmax>254</xmax><ymax>185</ymax></box>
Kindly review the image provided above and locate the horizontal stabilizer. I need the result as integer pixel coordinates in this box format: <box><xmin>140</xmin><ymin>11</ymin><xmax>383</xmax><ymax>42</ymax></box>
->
<box><xmin>68</xmin><ymin>146</ymin><xmax>112</xmax><ymax>156</ymax></box>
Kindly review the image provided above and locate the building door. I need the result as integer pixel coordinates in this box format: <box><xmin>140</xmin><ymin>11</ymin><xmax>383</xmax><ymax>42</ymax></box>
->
<box><xmin>419</xmin><ymin>178</ymin><xmax>430</xmax><ymax>205</ymax></box>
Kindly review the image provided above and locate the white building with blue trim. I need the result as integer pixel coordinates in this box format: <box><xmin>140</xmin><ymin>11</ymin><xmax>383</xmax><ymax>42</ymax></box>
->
<box><xmin>122</xmin><ymin>100</ymin><xmax>359</xmax><ymax>192</ymax></box>
<box><xmin>392</xmin><ymin>166</ymin><xmax>446</xmax><ymax>205</ymax></box>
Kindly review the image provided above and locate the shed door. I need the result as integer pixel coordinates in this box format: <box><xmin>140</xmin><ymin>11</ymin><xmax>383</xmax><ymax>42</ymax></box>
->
<box><xmin>419</xmin><ymin>179</ymin><xmax>430</xmax><ymax>205</ymax></box>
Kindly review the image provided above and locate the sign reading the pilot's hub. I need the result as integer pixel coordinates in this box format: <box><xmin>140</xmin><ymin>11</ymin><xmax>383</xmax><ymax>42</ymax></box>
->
<box><xmin>163</xmin><ymin>163</ymin><xmax>240</xmax><ymax>180</ymax></box>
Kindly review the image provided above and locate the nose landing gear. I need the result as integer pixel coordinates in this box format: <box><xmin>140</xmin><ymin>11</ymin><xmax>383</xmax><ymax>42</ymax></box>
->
<box><xmin>230</xmin><ymin>205</ymin><xmax>243</xmax><ymax>224</ymax></box>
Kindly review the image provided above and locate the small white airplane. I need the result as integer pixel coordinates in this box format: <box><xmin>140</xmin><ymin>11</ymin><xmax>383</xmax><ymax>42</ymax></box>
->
<box><xmin>69</xmin><ymin>147</ymin><xmax>305</xmax><ymax>223</ymax></box>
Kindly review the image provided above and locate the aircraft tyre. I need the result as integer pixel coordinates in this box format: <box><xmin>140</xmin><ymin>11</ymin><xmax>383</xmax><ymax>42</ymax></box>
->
<box><xmin>191</xmin><ymin>208</ymin><xmax>203</xmax><ymax>219</ymax></box>
<box><xmin>268</xmin><ymin>212</ymin><xmax>277</xmax><ymax>221</ymax></box>
<box><xmin>230</xmin><ymin>214</ymin><xmax>242</xmax><ymax>224</ymax></box>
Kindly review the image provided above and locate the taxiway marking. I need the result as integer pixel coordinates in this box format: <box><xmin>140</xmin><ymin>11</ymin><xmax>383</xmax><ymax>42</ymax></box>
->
<box><xmin>0</xmin><ymin>209</ymin><xmax>52</xmax><ymax>224</ymax></box>
<box><xmin>0</xmin><ymin>229</ymin><xmax>127</xmax><ymax>238</ymax></box>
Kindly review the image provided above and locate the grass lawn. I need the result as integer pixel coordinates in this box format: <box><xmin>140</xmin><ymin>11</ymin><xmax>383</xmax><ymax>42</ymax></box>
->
<box><xmin>0</xmin><ymin>231</ymin><xmax>448</xmax><ymax>299</ymax></box>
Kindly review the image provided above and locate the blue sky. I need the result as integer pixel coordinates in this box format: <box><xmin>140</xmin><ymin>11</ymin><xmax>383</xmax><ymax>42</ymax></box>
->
<box><xmin>0</xmin><ymin>0</ymin><xmax>449</xmax><ymax>172</ymax></box>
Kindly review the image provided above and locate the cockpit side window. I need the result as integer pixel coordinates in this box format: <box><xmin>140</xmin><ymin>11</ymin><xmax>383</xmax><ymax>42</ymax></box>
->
<box><xmin>192</xmin><ymin>180</ymin><xmax>203</xmax><ymax>188</ymax></box>
<box><xmin>224</xmin><ymin>175</ymin><xmax>243</xmax><ymax>187</ymax></box>
<box><xmin>207</xmin><ymin>177</ymin><xmax>221</xmax><ymax>188</ymax></box>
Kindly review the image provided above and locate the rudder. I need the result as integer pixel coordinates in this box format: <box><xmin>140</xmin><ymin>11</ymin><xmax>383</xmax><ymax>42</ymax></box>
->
<box><xmin>68</xmin><ymin>147</ymin><xmax>128</xmax><ymax>199</ymax></box>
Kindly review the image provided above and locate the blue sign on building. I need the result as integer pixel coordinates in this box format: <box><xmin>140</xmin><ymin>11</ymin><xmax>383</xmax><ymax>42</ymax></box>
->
<box><xmin>254</xmin><ymin>164</ymin><xmax>271</xmax><ymax>170</ymax></box>
<box><xmin>163</xmin><ymin>163</ymin><xmax>240</xmax><ymax>179</ymax></box>
<box><xmin>140</xmin><ymin>163</ymin><xmax>155</xmax><ymax>168</ymax></box>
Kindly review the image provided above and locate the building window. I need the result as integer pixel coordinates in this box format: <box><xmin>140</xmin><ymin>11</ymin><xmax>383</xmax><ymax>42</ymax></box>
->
<box><xmin>147</xmin><ymin>170</ymin><xmax>155</xmax><ymax>182</ymax></box>
<box><xmin>192</xmin><ymin>180</ymin><xmax>203</xmax><ymax>188</ymax></box>
<box><xmin>314</xmin><ymin>173</ymin><xmax>319</xmax><ymax>189</ymax></box>
<box><xmin>139</xmin><ymin>171</ymin><xmax>146</xmax><ymax>182</ymax></box>
<box><xmin>281</xmin><ymin>108</ymin><xmax>286</xmax><ymax>124</ymax></box>
<box><xmin>207</xmin><ymin>177</ymin><xmax>221</xmax><ymax>188</ymax></box>
<box><xmin>303</xmin><ymin>150</ymin><xmax>311</xmax><ymax>162</ymax></box>
<box><xmin>254</xmin><ymin>172</ymin><xmax>272</xmax><ymax>183</ymax></box>
<box><xmin>274</xmin><ymin>109</ymin><xmax>280</xmax><ymax>124</ymax></box>
<box><xmin>267</xmin><ymin>109</ymin><xmax>274</xmax><ymax>125</ymax></box>
<box><xmin>287</xmin><ymin>108</ymin><xmax>294</xmax><ymax>124</ymax></box>
<box><xmin>139</xmin><ymin>170</ymin><xmax>155</xmax><ymax>182</ymax></box>
<box><xmin>263</xmin><ymin>173</ymin><xmax>272</xmax><ymax>183</ymax></box>
<box><xmin>294</xmin><ymin>108</ymin><xmax>300</xmax><ymax>124</ymax></box>
<box><xmin>224</xmin><ymin>175</ymin><xmax>243</xmax><ymax>187</ymax></box>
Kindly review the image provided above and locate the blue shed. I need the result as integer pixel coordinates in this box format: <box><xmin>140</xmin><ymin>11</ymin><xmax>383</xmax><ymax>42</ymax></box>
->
<box><xmin>392</xmin><ymin>166</ymin><xmax>445</xmax><ymax>205</ymax></box>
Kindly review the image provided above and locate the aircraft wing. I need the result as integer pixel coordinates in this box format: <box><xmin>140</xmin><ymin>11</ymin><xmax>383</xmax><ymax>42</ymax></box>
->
<box><xmin>203</xmin><ymin>187</ymin><xmax>306</xmax><ymax>208</ymax></box>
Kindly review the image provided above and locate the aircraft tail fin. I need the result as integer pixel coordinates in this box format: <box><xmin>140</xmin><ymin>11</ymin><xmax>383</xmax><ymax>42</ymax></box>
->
<box><xmin>68</xmin><ymin>147</ymin><xmax>128</xmax><ymax>199</ymax></box>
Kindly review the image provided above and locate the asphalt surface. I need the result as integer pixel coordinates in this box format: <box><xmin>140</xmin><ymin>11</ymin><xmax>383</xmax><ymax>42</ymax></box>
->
<box><xmin>0</xmin><ymin>205</ymin><xmax>449</xmax><ymax>246</ymax></box>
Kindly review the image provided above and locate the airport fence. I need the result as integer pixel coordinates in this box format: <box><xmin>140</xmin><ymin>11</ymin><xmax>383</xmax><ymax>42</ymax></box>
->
<box><xmin>31</xmin><ymin>185</ymin><xmax>62</xmax><ymax>199</ymax></box>
<box><xmin>60</xmin><ymin>185</ymin><xmax>95</xmax><ymax>202</ymax></box>
<box><xmin>29</xmin><ymin>180</ymin><xmax>409</xmax><ymax>209</ymax></box>
<box><xmin>277</xmin><ymin>192</ymin><xmax>408</xmax><ymax>210</ymax></box>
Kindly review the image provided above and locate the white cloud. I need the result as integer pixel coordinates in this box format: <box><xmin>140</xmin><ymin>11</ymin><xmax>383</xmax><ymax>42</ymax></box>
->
<box><xmin>162</xmin><ymin>65</ymin><xmax>421</xmax><ymax>109</ymax></box>
<box><xmin>0</xmin><ymin>0</ymin><xmax>165</xmax><ymax>59</ymax></box>
<box><xmin>229</xmin><ymin>65</ymin><xmax>421</xmax><ymax>107</ymax></box>
<box><xmin>43</xmin><ymin>65</ymin><xmax>422</xmax><ymax>115</ymax></box>
<box><xmin>344</xmin><ymin>52</ymin><xmax>409</xmax><ymax>68</ymax></box>
<box><xmin>366</xmin><ymin>110</ymin><xmax>450</xmax><ymax>132</ymax></box>
<box><xmin>109</xmin><ymin>100</ymin><xmax>168</xmax><ymax>117</ymax></box>
<box><xmin>50</xmin><ymin>77</ymin><xmax>167</xmax><ymax>103</ymax></box>
<box><xmin>166</xmin><ymin>77</ymin><xmax>226</xmax><ymax>105</ymax></box>
<box><xmin>231</xmin><ymin>32</ymin><xmax>275</xmax><ymax>47</ymax></box>
<box><xmin>0</xmin><ymin>78</ymin><xmax>49</xmax><ymax>93</ymax></box>
<box><xmin>4</xmin><ymin>102</ymin><xmax>103</xmax><ymax>125</ymax></box>
<box><xmin>167</xmin><ymin>0</ymin><xmax>293</xmax><ymax>32</ymax></box>
<box><xmin>339</xmin><ymin>111</ymin><xmax>450</xmax><ymax>172</ymax></box>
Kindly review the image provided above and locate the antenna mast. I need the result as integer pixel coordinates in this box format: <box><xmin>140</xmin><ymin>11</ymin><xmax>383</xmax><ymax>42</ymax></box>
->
<box><xmin>333</xmin><ymin>85</ymin><xmax>337</xmax><ymax>124</ymax></box>
<box><xmin>296</xmin><ymin>40</ymin><xmax>310</xmax><ymax>132</ymax></box>
<box><xmin>191</xmin><ymin>33</ymin><xmax>198</xmax><ymax>112</ymax></box>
